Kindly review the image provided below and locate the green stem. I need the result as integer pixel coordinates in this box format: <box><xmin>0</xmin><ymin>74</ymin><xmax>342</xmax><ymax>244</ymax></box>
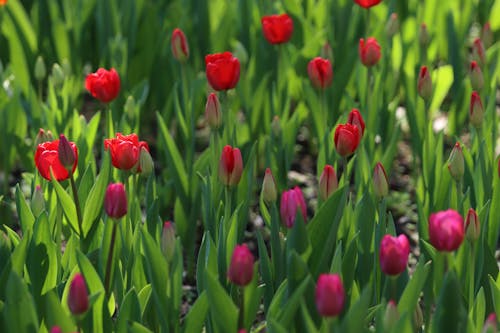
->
<box><xmin>366</xmin><ymin>8</ymin><xmax>371</xmax><ymax>38</ymax></box>
<box><xmin>104</xmin><ymin>220</ymin><xmax>118</xmax><ymax>296</ymax></box>
<box><xmin>69</xmin><ymin>174</ymin><xmax>83</xmax><ymax>238</ymax></box>
<box><xmin>238</xmin><ymin>287</ymin><xmax>245</xmax><ymax>329</ymax></box>
<box><xmin>468</xmin><ymin>241</ymin><xmax>475</xmax><ymax>313</ymax></box>
<box><xmin>455</xmin><ymin>180</ymin><xmax>463</xmax><ymax>214</ymax></box>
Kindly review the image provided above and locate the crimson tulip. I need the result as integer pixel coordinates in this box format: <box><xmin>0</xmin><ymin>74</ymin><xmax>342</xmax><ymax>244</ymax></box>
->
<box><xmin>205</xmin><ymin>52</ymin><xmax>240</xmax><ymax>91</ymax></box>
<box><xmin>218</xmin><ymin>145</ymin><xmax>243</xmax><ymax>186</ymax></box>
<box><xmin>379</xmin><ymin>234</ymin><xmax>410</xmax><ymax>276</ymax></box>
<box><xmin>35</xmin><ymin>139</ymin><xmax>78</xmax><ymax>181</ymax></box>
<box><xmin>261</xmin><ymin>14</ymin><xmax>293</xmax><ymax>45</ymax></box>
<box><xmin>104</xmin><ymin>183</ymin><xmax>127</xmax><ymax>219</ymax></box>
<box><xmin>354</xmin><ymin>0</ymin><xmax>382</xmax><ymax>9</ymax></box>
<box><xmin>307</xmin><ymin>57</ymin><xmax>333</xmax><ymax>89</ymax></box>
<box><xmin>104</xmin><ymin>133</ymin><xmax>149</xmax><ymax>171</ymax></box>
<box><xmin>85</xmin><ymin>68</ymin><xmax>121</xmax><ymax>103</ymax></box>
<box><xmin>68</xmin><ymin>273</ymin><xmax>89</xmax><ymax>315</ymax></box>
<box><xmin>359</xmin><ymin>38</ymin><xmax>381</xmax><ymax>67</ymax></box>
<box><xmin>315</xmin><ymin>274</ymin><xmax>345</xmax><ymax>317</ymax></box>
<box><xmin>334</xmin><ymin>123</ymin><xmax>360</xmax><ymax>157</ymax></box>
<box><xmin>429</xmin><ymin>209</ymin><xmax>464</xmax><ymax>252</ymax></box>
<box><xmin>227</xmin><ymin>244</ymin><xmax>254</xmax><ymax>286</ymax></box>
<box><xmin>280</xmin><ymin>186</ymin><xmax>307</xmax><ymax>228</ymax></box>
<box><xmin>347</xmin><ymin>108</ymin><xmax>365</xmax><ymax>138</ymax></box>
<box><xmin>171</xmin><ymin>28</ymin><xmax>189</xmax><ymax>62</ymax></box>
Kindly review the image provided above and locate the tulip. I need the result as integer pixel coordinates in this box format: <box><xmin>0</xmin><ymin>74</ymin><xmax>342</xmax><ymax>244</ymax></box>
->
<box><xmin>465</xmin><ymin>208</ymin><xmax>480</xmax><ymax>242</ymax></box>
<box><xmin>218</xmin><ymin>145</ymin><xmax>243</xmax><ymax>186</ymax></box>
<box><xmin>227</xmin><ymin>244</ymin><xmax>254</xmax><ymax>286</ymax></box>
<box><xmin>307</xmin><ymin>57</ymin><xmax>333</xmax><ymax>89</ymax></box>
<box><xmin>85</xmin><ymin>68</ymin><xmax>121</xmax><ymax>103</ymax></box>
<box><xmin>354</xmin><ymin>0</ymin><xmax>382</xmax><ymax>8</ymax></box>
<box><xmin>205</xmin><ymin>93</ymin><xmax>221</xmax><ymax>129</ymax></box>
<box><xmin>419</xmin><ymin>23</ymin><xmax>430</xmax><ymax>47</ymax></box>
<box><xmin>50</xmin><ymin>327</ymin><xmax>62</xmax><ymax>333</ymax></box>
<box><xmin>315</xmin><ymin>274</ymin><xmax>345</xmax><ymax>317</ymax></box>
<box><xmin>67</xmin><ymin>273</ymin><xmax>89</xmax><ymax>315</ymax></box>
<box><xmin>482</xmin><ymin>313</ymin><xmax>497</xmax><ymax>333</ymax></box>
<box><xmin>359</xmin><ymin>37</ymin><xmax>381</xmax><ymax>67</ymax></box>
<box><xmin>373</xmin><ymin>162</ymin><xmax>389</xmax><ymax>199</ymax></box>
<box><xmin>161</xmin><ymin>221</ymin><xmax>176</xmax><ymax>262</ymax></box>
<box><xmin>0</xmin><ymin>0</ymin><xmax>7</xmax><ymax>6</ymax></box>
<box><xmin>104</xmin><ymin>183</ymin><xmax>127</xmax><ymax>219</ymax></box>
<box><xmin>35</xmin><ymin>128</ymin><xmax>53</xmax><ymax>146</ymax></box>
<box><xmin>470</xmin><ymin>91</ymin><xmax>484</xmax><ymax>128</ymax></box>
<box><xmin>280</xmin><ymin>186</ymin><xmax>307</xmax><ymax>228</ymax></box>
<box><xmin>347</xmin><ymin>108</ymin><xmax>365</xmax><ymax>138</ymax></box>
<box><xmin>31</xmin><ymin>185</ymin><xmax>45</xmax><ymax>218</ymax></box>
<box><xmin>379</xmin><ymin>234</ymin><xmax>410</xmax><ymax>275</ymax></box>
<box><xmin>319</xmin><ymin>165</ymin><xmax>338</xmax><ymax>201</ymax></box>
<box><xmin>52</xmin><ymin>63</ymin><xmax>65</xmax><ymax>87</ymax></box>
<box><xmin>205</xmin><ymin>52</ymin><xmax>240</xmax><ymax>91</ymax></box>
<box><xmin>417</xmin><ymin>66</ymin><xmax>432</xmax><ymax>101</ymax></box>
<box><xmin>34</xmin><ymin>56</ymin><xmax>46</xmax><ymax>81</ymax></box>
<box><xmin>261</xmin><ymin>14</ymin><xmax>294</xmax><ymax>45</ymax></box>
<box><xmin>447</xmin><ymin>142</ymin><xmax>464</xmax><ymax>181</ymax></box>
<box><xmin>58</xmin><ymin>134</ymin><xmax>77</xmax><ymax>172</ymax></box>
<box><xmin>385</xmin><ymin>13</ymin><xmax>399</xmax><ymax>38</ymax></box>
<box><xmin>334</xmin><ymin>123</ymin><xmax>360</xmax><ymax>157</ymax></box>
<box><xmin>171</xmin><ymin>28</ymin><xmax>189</xmax><ymax>62</ymax></box>
<box><xmin>482</xmin><ymin>22</ymin><xmax>493</xmax><ymax>49</ymax></box>
<box><xmin>139</xmin><ymin>146</ymin><xmax>154</xmax><ymax>175</ymax></box>
<box><xmin>473</xmin><ymin>38</ymin><xmax>486</xmax><ymax>65</ymax></box>
<box><xmin>261</xmin><ymin>168</ymin><xmax>278</xmax><ymax>203</ymax></box>
<box><xmin>429</xmin><ymin>209</ymin><xmax>464</xmax><ymax>252</ymax></box>
<box><xmin>384</xmin><ymin>300</ymin><xmax>400</xmax><ymax>330</ymax></box>
<box><xmin>469</xmin><ymin>61</ymin><xmax>484</xmax><ymax>91</ymax></box>
<box><xmin>104</xmin><ymin>133</ymin><xmax>150</xmax><ymax>171</ymax></box>
<box><xmin>35</xmin><ymin>139</ymin><xmax>78</xmax><ymax>181</ymax></box>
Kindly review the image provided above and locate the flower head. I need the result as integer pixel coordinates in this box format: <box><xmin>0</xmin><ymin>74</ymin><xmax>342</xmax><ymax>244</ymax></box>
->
<box><xmin>261</xmin><ymin>14</ymin><xmax>294</xmax><ymax>45</ymax></box>
<box><xmin>35</xmin><ymin>139</ymin><xmax>78</xmax><ymax>181</ymax></box>
<box><xmin>104</xmin><ymin>133</ymin><xmax>150</xmax><ymax>171</ymax></box>
<box><xmin>470</xmin><ymin>91</ymin><xmax>484</xmax><ymax>128</ymax></box>
<box><xmin>227</xmin><ymin>244</ymin><xmax>254</xmax><ymax>286</ymax></box>
<box><xmin>465</xmin><ymin>208</ymin><xmax>480</xmax><ymax>242</ymax></box>
<box><xmin>354</xmin><ymin>0</ymin><xmax>382</xmax><ymax>8</ymax></box>
<box><xmin>429</xmin><ymin>209</ymin><xmax>464</xmax><ymax>252</ymax></box>
<box><xmin>171</xmin><ymin>28</ymin><xmax>189</xmax><ymax>62</ymax></box>
<box><xmin>261</xmin><ymin>168</ymin><xmax>278</xmax><ymax>203</ymax></box>
<box><xmin>379</xmin><ymin>234</ymin><xmax>410</xmax><ymax>275</ymax></box>
<box><xmin>308</xmin><ymin>57</ymin><xmax>333</xmax><ymax>89</ymax></box>
<box><xmin>104</xmin><ymin>183</ymin><xmax>127</xmax><ymax>219</ymax></box>
<box><xmin>373</xmin><ymin>162</ymin><xmax>389</xmax><ymax>199</ymax></box>
<box><xmin>280</xmin><ymin>186</ymin><xmax>307</xmax><ymax>228</ymax></box>
<box><xmin>347</xmin><ymin>108</ymin><xmax>365</xmax><ymax>138</ymax></box>
<box><xmin>319</xmin><ymin>165</ymin><xmax>338</xmax><ymax>201</ymax></box>
<box><xmin>205</xmin><ymin>52</ymin><xmax>240</xmax><ymax>91</ymax></box>
<box><xmin>218</xmin><ymin>145</ymin><xmax>243</xmax><ymax>186</ymax></box>
<box><xmin>68</xmin><ymin>273</ymin><xmax>89</xmax><ymax>315</ymax></box>
<box><xmin>85</xmin><ymin>68</ymin><xmax>121</xmax><ymax>103</ymax></box>
<box><xmin>417</xmin><ymin>66</ymin><xmax>432</xmax><ymax>101</ymax></box>
<box><xmin>359</xmin><ymin>38</ymin><xmax>381</xmax><ymax>67</ymax></box>
<box><xmin>315</xmin><ymin>274</ymin><xmax>345</xmax><ymax>317</ymax></box>
<box><xmin>334</xmin><ymin>123</ymin><xmax>360</xmax><ymax>157</ymax></box>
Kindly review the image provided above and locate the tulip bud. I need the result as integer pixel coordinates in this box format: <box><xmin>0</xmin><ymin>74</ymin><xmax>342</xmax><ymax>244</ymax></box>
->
<box><xmin>347</xmin><ymin>108</ymin><xmax>365</xmax><ymax>138</ymax></box>
<box><xmin>384</xmin><ymin>300</ymin><xmax>400</xmax><ymax>331</ymax></box>
<box><xmin>385</xmin><ymin>13</ymin><xmax>399</xmax><ymax>38</ymax></box>
<box><xmin>31</xmin><ymin>185</ymin><xmax>45</xmax><ymax>218</ymax></box>
<box><xmin>161</xmin><ymin>221</ymin><xmax>176</xmax><ymax>262</ymax></box>
<box><xmin>447</xmin><ymin>142</ymin><xmax>465</xmax><ymax>181</ymax></box>
<box><xmin>58</xmin><ymin>134</ymin><xmax>77</xmax><ymax>171</ymax></box>
<box><xmin>205</xmin><ymin>93</ymin><xmax>221</xmax><ymax>129</ymax></box>
<box><xmin>419</xmin><ymin>23</ymin><xmax>430</xmax><ymax>47</ymax></box>
<box><xmin>469</xmin><ymin>61</ymin><xmax>484</xmax><ymax>91</ymax></box>
<box><xmin>171</xmin><ymin>28</ymin><xmax>189</xmax><ymax>62</ymax></box>
<box><xmin>218</xmin><ymin>145</ymin><xmax>243</xmax><ymax>187</ymax></box>
<box><xmin>124</xmin><ymin>95</ymin><xmax>136</xmax><ymax>120</ymax></box>
<box><xmin>417</xmin><ymin>66</ymin><xmax>432</xmax><ymax>101</ymax></box>
<box><xmin>482</xmin><ymin>22</ymin><xmax>493</xmax><ymax>49</ymax></box>
<box><xmin>50</xmin><ymin>326</ymin><xmax>62</xmax><ymax>333</ymax></box>
<box><xmin>319</xmin><ymin>165</ymin><xmax>337</xmax><ymax>201</ymax></box>
<box><xmin>473</xmin><ymin>38</ymin><xmax>486</xmax><ymax>65</ymax></box>
<box><xmin>280</xmin><ymin>187</ymin><xmax>308</xmax><ymax>228</ymax></box>
<box><xmin>307</xmin><ymin>57</ymin><xmax>333</xmax><ymax>89</ymax></box>
<box><xmin>51</xmin><ymin>63</ymin><xmax>65</xmax><ymax>87</ymax></box>
<box><xmin>321</xmin><ymin>43</ymin><xmax>333</xmax><ymax>63</ymax></box>
<box><xmin>359</xmin><ymin>37</ymin><xmax>381</xmax><ymax>67</ymax></box>
<box><xmin>482</xmin><ymin>313</ymin><xmax>498</xmax><ymax>333</ymax></box>
<box><xmin>34</xmin><ymin>56</ymin><xmax>46</xmax><ymax>81</ymax></box>
<box><xmin>470</xmin><ymin>91</ymin><xmax>484</xmax><ymax>128</ymax></box>
<box><xmin>139</xmin><ymin>146</ymin><xmax>154</xmax><ymax>175</ymax></box>
<box><xmin>61</xmin><ymin>58</ymin><xmax>72</xmax><ymax>77</ymax></box>
<box><xmin>379</xmin><ymin>234</ymin><xmax>410</xmax><ymax>275</ymax></box>
<box><xmin>465</xmin><ymin>208</ymin><xmax>480</xmax><ymax>242</ymax></box>
<box><xmin>334</xmin><ymin>123</ymin><xmax>360</xmax><ymax>157</ymax></box>
<box><xmin>261</xmin><ymin>168</ymin><xmax>277</xmax><ymax>203</ymax></box>
<box><xmin>105</xmin><ymin>183</ymin><xmax>127</xmax><ymax>220</ymax></box>
<box><xmin>35</xmin><ymin>128</ymin><xmax>51</xmax><ymax>146</ymax></box>
<box><xmin>227</xmin><ymin>244</ymin><xmax>254</xmax><ymax>286</ymax></box>
<box><xmin>67</xmin><ymin>273</ymin><xmax>89</xmax><ymax>315</ymax></box>
<box><xmin>315</xmin><ymin>274</ymin><xmax>345</xmax><ymax>317</ymax></box>
<box><xmin>429</xmin><ymin>209</ymin><xmax>464</xmax><ymax>252</ymax></box>
<box><xmin>271</xmin><ymin>116</ymin><xmax>281</xmax><ymax>137</ymax></box>
<box><xmin>373</xmin><ymin>162</ymin><xmax>389</xmax><ymax>199</ymax></box>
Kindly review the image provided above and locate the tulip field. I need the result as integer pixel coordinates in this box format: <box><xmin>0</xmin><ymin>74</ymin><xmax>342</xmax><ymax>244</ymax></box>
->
<box><xmin>1</xmin><ymin>0</ymin><xmax>500</xmax><ymax>332</ymax></box>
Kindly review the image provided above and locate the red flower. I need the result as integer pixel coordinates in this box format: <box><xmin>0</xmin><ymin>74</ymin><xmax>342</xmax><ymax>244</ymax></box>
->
<box><xmin>280</xmin><ymin>186</ymin><xmax>307</xmax><ymax>228</ymax></box>
<box><xmin>347</xmin><ymin>108</ymin><xmax>365</xmax><ymax>138</ymax></box>
<box><xmin>470</xmin><ymin>91</ymin><xmax>484</xmax><ymax>128</ymax></box>
<box><xmin>35</xmin><ymin>139</ymin><xmax>78</xmax><ymax>181</ymax></box>
<box><xmin>68</xmin><ymin>273</ymin><xmax>89</xmax><ymax>315</ymax></box>
<box><xmin>334</xmin><ymin>123</ymin><xmax>360</xmax><ymax>157</ymax></box>
<box><xmin>319</xmin><ymin>165</ymin><xmax>337</xmax><ymax>201</ymax></box>
<box><xmin>85</xmin><ymin>68</ymin><xmax>121</xmax><ymax>103</ymax></box>
<box><xmin>0</xmin><ymin>0</ymin><xmax>7</xmax><ymax>6</ymax></box>
<box><xmin>219</xmin><ymin>145</ymin><xmax>243</xmax><ymax>186</ymax></box>
<box><xmin>105</xmin><ymin>183</ymin><xmax>127</xmax><ymax>219</ymax></box>
<box><xmin>307</xmin><ymin>57</ymin><xmax>333</xmax><ymax>89</ymax></box>
<box><xmin>417</xmin><ymin>66</ymin><xmax>432</xmax><ymax>100</ymax></box>
<box><xmin>354</xmin><ymin>0</ymin><xmax>382</xmax><ymax>8</ymax></box>
<box><xmin>359</xmin><ymin>38</ymin><xmax>381</xmax><ymax>67</ymax></box>
<box><xmin>205</xmin><ymin>52</ymin><xmax>240</xmax><ymax>91</ymax></box>
<box><xmin>227</xmin><ymin>244</ymin><xmax>254</xmax><ymax>286</ymax></box>
<box><xmin>171</xmin><ymin>28</ymin><xmax>189</xmax><ymax>62</ymax></box>
<box><xmin>261</xmin><ymin>14</ymin><xmax>294</xmax><ymax>45</ymax></box>
<box><xmin>315</xmin><ymin>274</ymin><xmax>345</xmax><ymax>317</ymax></box>
<box><xmin>429</xmin><ymin>209</ymin><xmax>464</xmax><ymax>252</ymax></box>
<box><xmin>104</xmin><ymin>133</ymin><xmax>149</xmax><ymax>171</ymax></box>
<box><xmin>465</xmin><ymin>208</ymin><xmax>480</xmax><ymax>242</ymax></box>
<box><xmin>379</xmin><ymin>234</ymin><xmax>410</xmax><ymax>276</ymax></box>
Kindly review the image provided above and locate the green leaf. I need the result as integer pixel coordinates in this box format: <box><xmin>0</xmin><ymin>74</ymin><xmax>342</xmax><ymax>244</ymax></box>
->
<box><xmin>340</xmin><ymin>285</ymin><xmax>372</xmax><ymax>333</ymax></box>
<box><xmin>51</xmin><ymin>175</ymin><xmax>78</xmax><ymax>235</ymax></box>
<box><xmin>431</xmin><ymin>271</ymin><xmax>467</xmax><ymax>333</ymax></box>
<box><xmin>4</xmin><ymin>272</ymin><xmax>39</xmax><ymax>332</ymax></box>
<box><xmin>398</xmin><ymin>260</ymin><xmax>431</xmax><ymax>316</ymax></box>
<box><xmin>15</xmin><ymin>184</ymin><xmax>35</xmax><ymax>232</ymax></box>
<box><xmin>42</xmin><ymin>289</ymin><xmax>77</xmax><ymax>332</ymax></box>
<box><xmin>117</xmin><ymin>288</ymin><xmax>142</xmax><ymax>333</ymax></box>
<box><xmin>205</xmin><ymin>271</ymin><xmax>238</xmax><ymax>333</ymax></box>
<box><xmin>182</xmin><ymin>291</ymin><xmax>209</xmax><ymax>333</ymax></box>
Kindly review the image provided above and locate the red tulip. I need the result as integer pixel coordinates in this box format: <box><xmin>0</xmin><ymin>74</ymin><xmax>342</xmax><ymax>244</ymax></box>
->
<box><xmin>218</xmin><ymin>145</ymin><xmax>243</xmax><ymax>186</ymax></box>
<box><xmin>205</xmin><ymin>52</ymin><xmax>240</xmax><ymax>91</ymax></box>
<box><xmin>347</xmin><ymin>108</ymin><xmax>365</xmax><ymax>138</ymax></box>
<box><xmin>105</xmin><ymin>183</ymin><xmax>127</xmax><ymax>219</ymax></box>
<box><xmin>315</xmin><ymin>274</ymin><xmax>345</xmax><ymax>317</ymax></box>
<box><xmin>35</xmin><ymin>139</ymin><xmax>78</xmax><ymax>181</ymax></box>
<box><xmin>67</xmin><ymin>273</ymin><xmax>89</xmax><ymax>315</ymax></box>
<box><xmin>319</xmin><ymin>165</ymin><xmax>338</xmax><ymax>201</ymax></box>
<box><xmin>334</xmin><ymin>123</ymin><xmax>360</xmax><ymax>157</ymax></box>
<box><xmin>417</xmin><ymin>66</ymin><xmax>432</xmax><ymax>100</ymax></box>
<box><xmin>0</xmin><ymin>0</ymin><xmax>7</xmax><ymax>6</ymax></box>
<box><xmin>261</xmin><ymin>14</ymin><xmax>293</xmax><ymax>45</ymax></box>
<box><xmin>465</xmin><ymin>208</ymin><xmax>480</xmax><ymax>242</ymax></box>
<box><xmin>429</xmin><ymin>209</ymin><xmax>464</xmax><ymax>252</ymax></box>
<box><xmin>205</xmin><ymin>93</ymin><xmax>221</xmax><ymax>129</ymax></box>
<box><xmin>104</xmin><ymin>133</ymin><xmax>149</xmax><ymax>171</ymax></box>
<box><xmin>171</xmin><ymin>28</ymin><xmax>189</xmax><ymax>62</ymax></box>
<box><xmin>469</xmin><ymin>61</ymin><xmax>484</xmax><ymax>91</ymax></box>
<box><xmin>85</xmin><ymin>68</ymin><xmax>121</xmax><ymax>103</ymax></box>
<box><xmin>373</xmin><ymin>162</ymin><xmax>389</xmax><ymax>199</ymax></box>
<box><xmin>359</xmin><ymin>38</ymin><xmax>381</xmax><ymax>67</ymax></box>
<box><xmin>50</xmin><ymin>327</ymin><xmax>62</xmax><ymax>333</ymax></box>
<box><xmin>473</xmin><ymin>38</ymin><xmax>485</xmax><ymax>64</ymax></box>
<box><xmin>470</xmin><ymin>91</ymin><xmax>484</xmax><ymax>128</ymax></box>
<box><xmin>354</xmin><ymin>0</ymin><xmax>382</xmax><ymax>9</ymax></box>
<box><xmin>280</xmin><ymin>186</ymin><xmax>307</xmax><ymax>228</ymax></box>
<box><xmin>227</xmin><ymin>244</ymin><xmax>254</xmax><ymax>286</ymax></box>
<box><xmin>379</xmin><ymin>234</ymin><xmax>410</xmax><ymax>276</ymax></box>
<box><xmin>307</xmin><ymin>57</ymin><xmax>333</xmax><ymax>89</ymax></box>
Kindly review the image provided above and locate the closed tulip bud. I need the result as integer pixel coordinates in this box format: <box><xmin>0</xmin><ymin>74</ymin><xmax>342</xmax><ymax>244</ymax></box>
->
<box><xmin>261</xmin><ymin>168</ymin><xmax>277</xmax><ymax>203</ymax></box>
<box><xmin>429</xmin><ymin>209</ymin><xmax>464</xmax><ymax>252</ymax></box>
<box><xmin>161</xmin><ymin>221</ymin><xmax>176</xmax><ymax>262</ymax></box>
<box><xmin>31</xmin><ymin>185</ymin><xmax>45</xmax><ymax>218</ymax></box>
<box><xmin>271</xmin><ymin>116</ymin><xmax>281</xmax><ymax>137</ymax></box>
<box><xmin>35</xmin><ymin>128</ymin><xmax>52</xmax><ymax>146</ymax></box>
<box><xmin>482</xmin><ymin>313</ymin><xmax>498</xmax><ymax>333</ymax></box>
<box><xmin>51</xmin><ymin>63</ymin><xmax>65</xmax><ymax>87</ymax></box>
<box><xmin>321</xmin><ymin>43</ymin><xmax>333</xmax><ymax>63</ymax></box>
<box><xmin>205</xmin><ymin>93</ymin><xmax>221</xmax><ymax>129</ymax></box>
<box><xmin>50</xmin><ymin>326</ymin><xmax>62</xmax><ymax>333</ymax></box>
<box><xmin>34</xmin><ymin>56</ymin><xmax>46</xmax><ymax>81</ymax></box>
<box><xmin>385</xmin><ymin>13</ymin><xmax>399</xmax><ymax>38</ymax></box>
<box><xmin>227</xmin><ymin>244</ymin><xmax>254</xmax><ymax>286</ymax></box>
<box><xmin>319</xmin><ymin>165</ymin><xmax>337</xmax><ymax>201</ymax></box>
<box><xmin>124</xmin><ymin>95</ymin><xmax>136</xmax><ymax>120</ymax></box>
<box><xmin>171</xmin><ymin>28</ymin><xmax>189</xmax><ymax>62</ymax></box>
<box><xmin>447</xmin><ymin>142</ymin><xmax>464</xmax><ymax>181</ymax></box>
<box><xmin>482</xmin><ymin>22</ymin><xmax>493</xmax><ymax>49</ymax></box>
<box><xmin>334</xmin><ymin>123</ymin><xmax>360</xmax><ymax>157</ymax></box>
<box><xmin>469</xmin><ymin>61</ymin><xmax>484</xmax><ymax>91</ymax></box>
<box><xmin>419</xmin><ymin>23</ymin><xmax>430</xmax><ymax>47</ymax></box>
<box><xmin>373</xmin><ymin>162</ymin><xmax>389</xmax><ymax>199</ymax></box>
<box><xmin>67</xmin><ymin>273</ymin><xmax>89</xmax><ymax>315</ymax></box>
<box><xmin>379</xmin><ymin>234</ymin><xmax>410</xmax><ymax>275</ymax></box>
<box><xmin>105</xmin><ymin>183</ymin><xmax>127</xmax><ymax>220</ymax></box>
<box><xmin>280</xmin><ymin>187</ymin><xmax>308</xmax><ymax>228</ymax></box>
<box><xmin>470</xmin><ymin>91</ymin><xmax>484</xmax><ymax>128</ymax></box>
<box><xmin>384</xmin><ymin>300</ymin><xmax>400</xmax><ymax>331</ymax></box>
<box><xmin>354</xmin><ymin>0</ymin><xmax>382</xmax><ymax>9</ymax></box>
<box><xmin>465</xmin><ymin>208</ymin><xmax>480</xmax><ymax>242</ymax></box>
<box><xmin>219</xmin><ymin>146</ymin><xmax>243</xmax><ymax>186</ymax></box>
<box><xmin>307</xmin><ymin>57</ymin><xmax>333</xmax><ymax>89</ymax></box>
<box><xmin>139</xmin><ymin>146</ymin><xmax>154</xmax><ymax>175</ymax></box>
<box><xmin>473</xmin><ymin>38</ymin><xmax>486</xmax><ymax>65</ymax></box>
<box><xmin>315</xmin><ymin>274</ymin><xmax>345</xmax><ymax>317</ymax></box>
<box><xmin>359</xmin><ymin>37</ymin><xmax>381</xmax><ymax>67</ymax></box>
<box><xmin>61</xmin><ymin>58</ymin><xmax>71</xmax><ymax>77</ymax></box>
<box><xmin>347</xmin><ymin>108</ymin><xmax>365</xmax><ymax>138</ymax></box>
<box><xmin>417</xmin><ymin>66</ymin><xmax>432</xmax><ymax>101</ymax></box>
<box><xmin>58</xmin><ymin>134</ymin><xmax>77</xmax><ymax>171</ymax></box>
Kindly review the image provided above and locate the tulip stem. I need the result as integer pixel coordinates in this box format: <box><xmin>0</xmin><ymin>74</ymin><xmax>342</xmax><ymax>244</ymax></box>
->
<box><xmin>455</xmin><ymin>180</ymin><xmax>463</xmax><ymax>213</ymax></box>
<box><xmin>468</xmin><ymin>242</ymin><xmax>475</xmax><ymax>312</ymax></box>
<box><xmin>238</xmin><ymin>287</ymin><xmax>245</xmax><ymax>330</ymax></box>
<box><xmin>104</xmin><ymin>220</ymin><xmax>118</xmax><ymax>297</ymax></box>
<box><xmin>69</xmin><ymin>174</ymin><xmax>83</xmax><ymax>238</ymax></box>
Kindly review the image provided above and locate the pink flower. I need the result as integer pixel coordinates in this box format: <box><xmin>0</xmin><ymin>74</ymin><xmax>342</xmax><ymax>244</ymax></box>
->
<box><xmin>315</xmin><ymin>274</ymin><xmax>345</xmax><ymax>317</ymax></box>
<box><xmin>227</xmin><ymin>244</ymin><xmax>254</xmax><ymax>286</ymax></box>
<box><xmin>67</xmin><ymin>273</ymin><xmax>89</xmax><ymax>315</ymax></box>
<box><xmin>105</xmin><ymin>183</ymin><xmax>127</xmax><ymax>219</ymax></box>
<box><xmin>379</xmin><ymin>234</ymin><xmax>410</xmax><ymax>275</ymax></box>
<box><xmin>280</xmin><ymin>187</ymin><xmax>307</xmax><ymax>228</ymax></box>
<box><xmin>429</xmin><ymin>209</ymin><xmax>464</xmax><ymax>252</ymax></box>
<box><xmin>319</xmin><ymin>165</ymin><xmax>337</xmax><ymax>201</ymax></box>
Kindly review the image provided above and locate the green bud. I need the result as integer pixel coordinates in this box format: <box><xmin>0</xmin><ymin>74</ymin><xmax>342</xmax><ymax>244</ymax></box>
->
<box><xmin>31</xmin><ymin>185</ymin><xmax>45</xmax><ymax>218</ymax></box>
<box><xmin>34</xmin><ymin>56</ymin><xmax>46</xmax><ymax>81</ymax></box>
<box><xmin>447</xmin><ymin>142</ymin><xmax>464</xmax><ymax>181</ymax></box>
<box><xmin>51</xmin><ymin>63</ymin><xmax>65</xmax><ymax>87</ymax></box>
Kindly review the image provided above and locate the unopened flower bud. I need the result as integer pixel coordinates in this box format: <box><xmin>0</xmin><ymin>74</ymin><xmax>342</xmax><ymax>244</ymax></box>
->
<box><xmin>61</xmin><ymin>58</ymin><xmax>72</xmax><ymax>77</ymax></box>
<box><xmin>271</xmin><ymin>116</ymin><xmax>281</xmax><ymax>137</ymax></box>
<box><xmin>51</xmin><ymin>63</ymin><xmax>65</xmax><ymax>87</ymax></box>
<box><xmin>205</xmin><ymin>93</ymin><xmax>221</xmax><ymax>129</ymax></box>
<box><xmin>483</xmin><ymin>313</ymin><xmax>498</xmax><ymax>333</ymax></box>
<box><xmin>34</xmin><ymin>56</ymin><xmax>46</xmax><ymax>81</ymax></box>
<box><xmin>171</xmin><ymin>28</ymin><xmax>189</xmax><ymax>63</ymax></box>
<box><xmin>359</xmin><ymin>37</ymin><xmax>381</xmax><ymax>67</ymax></box>
<box><xmin>219</xmin><ymin>145</ymin><xmax>243</xmax><ymax>187</ymax></box>
<box><xmin>321</xmin><ymin>43</ymin><xmax>333</xmax><ymax>63</ymax></box>
<box><xmin>319</xmin><ymin>165</ymin><xmax>337</xmax><ymax>201</ymax></box>
<box><xmin>35</xmin><ymin>128</ymin><xmax>51</xmax><ymax>146</ymax></box>
<box><xmin>139</xmin><ymin>146</ymin><xmax>154</xmax><ymax>175</ymax></box>
<box><xmin>261</xmin><ymin>168</ymin><xmax>277</xmax><ymax>203</ymax></box>
<box><xmin>315</xmin><ymin>274</ymin><xmax>345</xmax><ymax>317</ymax></box>
<box><xmin>373</xmin><ymin>162</ymin><xmax>389</xmax><ymax>199</ymax></box>
<box><xmin>105</xmin><ymin>183</ymin><xmax>127</xmax><ymax>220</ymax></box>
<box><xmin>67</xmin><ymin>273</ymin><xmax>89</xmax><ymax>315</ymax></box>
<box><xmin>384</xmin><ymin>300</ymin><xmax>400</xmax><ymax>330</ymax></box>
<box><xmin>50</xmin><ymin>326</ymin><xmax>62</xmax><ymax>333</ymax></box>
<box><xmin>227</xmin><ymin>244</ymin><xmax>254</xmax><ymax>286</ymax></box>
<box><xmin>58</xmin><ymin>134</ymin><xmax>76</xmax><ymax>171</ymax></box>
<box><xmin>482</xmin><ymin>22</ymin><xmax>493</xmax><ymax>49</ymax></box>
<box><xmin>419</xmin><ymin>23</ymin><xmax>430</xmax><ymax>47</ymax></box>
<box><xmin>448</xmin><ymin>142</ymin><xmax>465</xmax><ymax>181</ymax></box>
<box><xmin>470</xmin><ymin>91</ymin><xmax>484</xmax><ymax>128</ymax></box>
<box><xmin>465</xmin><ymin>208</ymin><xmax>480</xmax><ymax>242</ymax></box>
<box><xmin>473</xmin><ymin>38</ymin><xmax>486</xmax><ymax>65</ymax></box>
<box><xmin>31</xmin><ymin>185</ymin><xmax>45</xmax><ymax>218</ymax></box>
<box><xmin>124</xmin><ymin>95</ymin><xmax>136</xmax><ymax>120</ymax></box>
<box><xmin>161</xmin><ymin>221</ymin><xmax>176</xmax><ymax>262</ymax></box>
<box><xmin>469</xmin><ymin>61</ymin><xmax>484</xmax><ymax>91</ymax></box>
<box><xmin>417</xmin><ymin>66</ymin><xmax>432</xmax><ymax>101</ymax></box>
<box><xmin>385</xmin><ymin>13</ymin><xmax>399</xmax><ymax>38</ymax></box>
